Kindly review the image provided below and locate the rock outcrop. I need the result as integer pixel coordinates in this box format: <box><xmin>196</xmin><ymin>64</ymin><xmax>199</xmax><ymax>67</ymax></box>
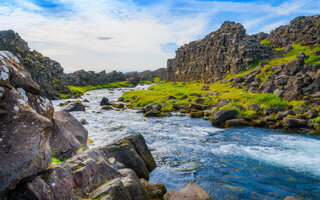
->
<box><xmin>125</xmin><ymin>68</ymin><xmax>167</xmax><ymax>85</ymax></box>
<box><xmin>5</xmin><ymin>134</ymin><xmax>163</xmax><ymax>200</ymax></box>
<box><xmin>167</xmin><ymin>21</ymin><xmax>272</xmax><ymax>82</ymax></box>
<box><xmin>63</xmin><ymin>70</ymin><xmax>126</xmax><ymax>86</ymax></box>
<box><xmin>0</xmin><ymin>30</ymin><xmax>72</xmax><ymax>100</ymax></box>
<box><xmin>164</xmin><ymin>183</ymin><xmax>213</xmax><ymax>200</ymax></box>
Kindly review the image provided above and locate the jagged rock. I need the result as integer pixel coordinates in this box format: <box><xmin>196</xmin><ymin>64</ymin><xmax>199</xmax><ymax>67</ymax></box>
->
<box><xmin>0</xmin><ymin>51</ymin><xmax>53</xmax><ymax>194</ymax></box>
<box><xmin>101</xmin><ymin>97</ymin><xmax>111</xmax><ymax>106</ymax></box>
<box><xmin>140</xmin><ymin>178</ymin><xmax>167</xmax><ymax>200</ymax></box>
<box><xmin>276</xmin><ymin>110</ymin><xmax>295</xmax><ymax>120</ymax></box>
<box><xmin>211</xmin><ymin>109</ymin><xmax>238</xmax><ymax>127</ymax></box>
<box><xmin>125</xmin><ymin>134</ymin><xmax>157</xmax><ymax>172</ymax></box>
<box><xmin>190</xmin><ymin>112</ymin><xmax>204</xmax><ymax>118</ymax></box>
<box><xmin>164</xmin><ymin>183</ymin><xmax>213</xmax><ymax>200</ymax></box>
<box><xmin>62</xmin><ymin>102</ymin><xmax>85</xmax><ymax>112</ymax></box>
<box><xmin>0</xmin><ymin>30</ymin><xmax>72</xmax><ymax>100</ymax></box>
<box><xmin>190</xmin><ymin>93</ymin><xmax>202</xmax><ymax>97</ymax></box>
<box><xmin>283</xmin><ymin>117</ymin><xmax>308</xmax><ymax>129</ymax></box>
<box><xmin>50</xmin><ymin>111</ymin><xmax>88</xmax><ymax>160</ymax></box>
<box><xmin>263</xmin><ymin>107</ymin><xmax>284</xmax><ymax>115</ymax></box>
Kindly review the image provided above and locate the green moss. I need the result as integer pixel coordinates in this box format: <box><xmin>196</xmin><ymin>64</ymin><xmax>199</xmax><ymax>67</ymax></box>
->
<box><xmin>311</xmin><ymin>117</ymin><xmax>320</xmax><ymax>125</ymax></box>
<box><xmin>260</xmin><ymin>38</ymin><xmax>270</xmax><ymax>47</ymax></box>
<box><xmin>52</xmin><ymin>157</ymin><xmax>62</xmax><ymax>164</ymax></box>
<box><xmin>274</xmin><ymin>47</ymin><xmax>285</xmax><ymax>51</ymax></box>
<box><xmin>139</xmin><ymin>80</ymin><xmax>153</xmax><ymax>84</ymax></box>
<box><xmin>59</xmin><ymin>93</ymin><xmax>72</xmax><ymax>99</ymax></box>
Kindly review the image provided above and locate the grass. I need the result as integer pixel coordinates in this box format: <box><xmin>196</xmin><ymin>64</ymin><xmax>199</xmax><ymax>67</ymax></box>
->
<box><xmin>59</xmin><ymin>93</ymin><xmax>71</xmax><ymax>99</ymax></box>
<box><xmin>62</xmin><ymin>81</ymin><xmax>133</xmax><ymax>97</ymax></box>
<box><xmin>260</xmin><ymin>39</ymin><xmax>270</xmax><ymax>47</ymax></box>
<box><xmin>121</xmin><ymin>81</ymin><xmax>305</xmax><ymax>118</ymax></box>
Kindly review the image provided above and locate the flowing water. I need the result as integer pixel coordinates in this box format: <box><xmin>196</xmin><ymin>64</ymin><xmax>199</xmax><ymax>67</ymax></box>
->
<box><xmin>53</xmin><ymin>85</ymin><xmax>320</xmax><ymax>200</ymax></box>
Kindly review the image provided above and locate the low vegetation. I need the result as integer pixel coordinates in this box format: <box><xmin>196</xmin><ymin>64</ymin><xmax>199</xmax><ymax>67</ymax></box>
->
<box><xmin>60</xmin><ymin>81</ymin><xmax>133</xmax><ymax>98</ymax></box>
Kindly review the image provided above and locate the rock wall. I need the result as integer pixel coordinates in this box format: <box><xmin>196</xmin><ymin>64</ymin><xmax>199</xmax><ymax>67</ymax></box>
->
<box><xmin>63</xmin><ymin>70</ymin><xmax>126</xmax><ymax>86</ymax></box>
<box><xmin>269</xmin><ymin>15</ymin><xmax>320</xmax><ymax>47</ymax></box>
<box><xmin>0</xmin><ymin>30</ymin><xmax>72</xmax><ymax>100</ymax></box>
<box><xmin>125</xmin><ymin>68</ymin><xmax>167</xmax><ymax>85</ymax></box>
<box><xmin>167</xmin><ymin>22</ymin><xmax>272</xmax><ymax>82</ymax></box>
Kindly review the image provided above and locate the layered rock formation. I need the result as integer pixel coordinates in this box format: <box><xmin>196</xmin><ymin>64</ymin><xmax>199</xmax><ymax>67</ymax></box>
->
<box><xmin>125</xmin><ymin>68</ymin><xmax>167</xmax><ymax>85</ymax></box>
<box><xmin>0</xmin><ymin>30</ymin><xmax>72</xmax><ymax>100</ymax></box>
<box><xmin>166</xmin><ymin>15</ymin><xmax>320</xmax><ymax>84</ymax></box>
<box><xmin>63</xmin><ymin>70</ymin><xmax>126</xmax><ymax>86</ymax></box>
<box><xmin>167</xmin><ymin>22</ymin><xmax>272</xmax><ymax>82</ymax></box>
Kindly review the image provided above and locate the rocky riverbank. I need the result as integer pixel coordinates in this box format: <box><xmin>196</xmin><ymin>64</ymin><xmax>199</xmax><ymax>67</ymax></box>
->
<box><xmin>0</xmin><ymin>50</ymin><xmax>212</xmax><ymax>199</ymax></box>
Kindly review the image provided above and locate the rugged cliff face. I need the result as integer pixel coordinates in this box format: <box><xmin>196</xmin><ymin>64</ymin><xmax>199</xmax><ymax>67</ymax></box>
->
<box><xmin>167</xmin><ymin>22</ymin><xmax>272</xmax><ymax>82</ymax></box>
<box><xmin>0</xmin><ymin>30</ymin><xmax>72</xmax><ymax>100</ymax></box>
<box><xmin>167</xmin><ymin>15</ymin><xmax>320</xmax><ymax>84</ymax></box>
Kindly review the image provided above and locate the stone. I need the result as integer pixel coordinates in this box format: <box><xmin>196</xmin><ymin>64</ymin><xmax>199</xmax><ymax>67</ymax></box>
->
<box><xmin>100</xmin><ymin>138</ymin><xmax>150</xmax><ymax>180</ymax></box>
<box><xmin>247</xmin><ymin>104</ymin><xmax>261</xmax><ymax>111</ymax></box>
<box><xmin>62</xmin><ymin>102</ymin><xmax>85</xmax><ymax>112</ymax></box>
<box><xmin>211</xmin><ymin>109</ymin><xmax>238</xmax><ymax>127</ymax></box>
<box><xmin>164</xmin><ymin>183</ymin><xmax>213</xmax><ymax>200</ymax></box>
<box><xmin>188</xmin><ymin>103</ymin><xmax>203</xmax><ymax>110</ymax></box>
<box><xmin>283</xmin><ymin>196</ymin><xmax>303</xmax><ymax>200</ymax></box>
<box><xmin>194</xmin><ymin>98</ymin><xmax>205</xmax><ymax>104</ymax></box>
<box><xmin>140</xmin><ymin>178</ymin><xmax>167</xmax><ymax>200</ymax></box>
<box><xmin>79</xmin><ymin>118</ymin><xmax>88</xmax><ymax>125</ymax></box>
<box><xmin>190</xmin><ymin>112</ymin><xmax>204</xmax><ymax>118</ymax></box>
<box><xmin>125</xmin><ymin>134</ymin><xmax>157</xmax><ymax>172</ymax></box>
<box><xmin>283</xmin><ymin>117</ymin><xmax>308</xmax><ymax>129</ymax></box>
<box><xmin>50</xmin><ymin>111</ymin><xmax>88</xmax><ymax>159</ymax></box>
<box><xmin>113</xmin><ymin>103</ymin><xmax>125</xmax><ymax>108</ymax></box>
<box><xmin>204</xmin><ymin>91</ymin><xmax>219</xmax><ymax>96</ymax></box>
<box><xmin>101</xmin><ymin>97</ymin><xmax>111</xmax><ymax>106</ymax></box>
<box><xmin>166</xmin><ymin>95</ymin><xmax>177</xmax><ymax>100</ymax></box>
<box><xmin>190</xmin><ymin>93</ymin><xmax>202</xmax><ymax>97</ymax></box>
<box><xmin>306</xmin><ymin>109</ymin><xmax>318</xmax><ymax>119</ymax></box>
<box><xmin>216</xmin><ymin>99</ymin><xmax>231</xmax><ymax>107</ymax></box>
<box><xmin>180</xmin><ymin>95</ymin><xmax>188</xmax><ymax>100</ymax></box>
<box><xmin>101</xmin><ymin>105</ymin><xmax>114</xmax><ymax>110</ymax></box>
<box><xmin>89</xmin><ymin>178</ymin><xmax>132</xmax><ymax>200</ymax></box>
<box><xmin>226</xmin><ymin>119</ymin><xmax>250</xmax><ymax>127</ymax></box>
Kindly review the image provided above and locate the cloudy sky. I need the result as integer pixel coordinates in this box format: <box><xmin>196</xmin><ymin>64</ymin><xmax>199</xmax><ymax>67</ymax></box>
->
<box><xmin>1</xmin><ymin>0</ymin><xmax>319</xmax><ymax>73</ymax></box>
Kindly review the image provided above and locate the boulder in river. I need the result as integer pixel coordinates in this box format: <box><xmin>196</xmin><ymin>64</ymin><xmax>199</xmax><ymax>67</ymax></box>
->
<box><xmin>190</xmin><ymin>111</ymin><xmax>204</xmax><ymax>118</ymax></box>
<box><xmin>100</xmin><ymin>97</ymin><xmax>111</xmax><ymax>106</ymax></box>
<box><xmin>62</xmin><ymin>101</ymin><xmax>85</xmax><ymax>112</ymax></box>
<box><xmin>283</xmin><ymin>117</ymin><xmax>308</xmax><ymax>129</ymax></box>
<box><xmin>143</xmin><ymin>103</ymin><xmax>162</xmax><ymax>117</ymax></box>
<box><xmin>211</xmin><ymin>109</ymin><xmax>238</xmax><ymax>127</ymax></box>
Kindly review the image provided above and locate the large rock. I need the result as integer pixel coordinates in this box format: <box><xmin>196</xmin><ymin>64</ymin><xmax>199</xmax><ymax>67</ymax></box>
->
<box><xmin>164</xmin><ymin>183</ymin><xmax>212</xmax><ymax>200</ymax></box>
<box><xmin>140</xmin><ymin>178</ymin><xmax>167</xmax><ymax>200</ymax></box>
<box><xmin>211</xmin><ymin>109</ymin><xmax>238</xmax><ymax>127</ymax></box>
<box><xmin>283</xmin><ymin>117</ymin><xmax>308</xmax><ymax>129</ymax></box>
<box><xmin>99</xmin><ymin>134</ymin><xmax>152</xmax><ymax>180</ymax></box>
<box><xmin>50</xmin><ymin>111</ymin><xmax>88</xmax><ymax>160</ymax></box>
<box><xmin>143</xmin><ymin>103</ymin><xmax>162</xmax><ymax>117</ymax></box>
<box><xmin>0</xmin><ymin>51</ymin><xmax>53</xmax><ymax>194</ymax></box>
<box><xmin>62</xmin><ymin>101</ymin><xmax>85</xmax><ymax>112</ymax></box>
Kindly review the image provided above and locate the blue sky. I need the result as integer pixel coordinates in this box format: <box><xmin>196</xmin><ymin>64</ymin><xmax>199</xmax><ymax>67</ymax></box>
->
<box><xmin>0</xmin><ymin>0</ymin><xmax>319</xmax><ymax>72</ymax></box>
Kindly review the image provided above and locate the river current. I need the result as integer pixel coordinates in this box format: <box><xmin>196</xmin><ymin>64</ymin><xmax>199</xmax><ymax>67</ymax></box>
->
<box><xmin>53</xmin><ymin>85</ymin><xmax>320</xmax><ymax>200</ymax></box>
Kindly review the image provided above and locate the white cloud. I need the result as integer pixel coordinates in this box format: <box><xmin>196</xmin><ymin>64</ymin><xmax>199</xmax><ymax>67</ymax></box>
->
<box><xmin>0</xmin><ymin>0</ymin><xmax>319</xmax><ymax>72</ymax></box>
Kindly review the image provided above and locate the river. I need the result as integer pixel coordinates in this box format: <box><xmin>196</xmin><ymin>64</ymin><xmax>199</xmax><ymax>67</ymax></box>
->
<box><xmin>53</xmin><ymin>85</ymin><xmax>320</xmax><ymax>200</ymax></box>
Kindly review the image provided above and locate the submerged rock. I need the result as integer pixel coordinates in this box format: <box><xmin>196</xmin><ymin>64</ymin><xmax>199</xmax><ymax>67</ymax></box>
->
<box><xmin>164</xmin><ymin>183</ymin><xmax>213</xmax><ymax>200</ymax></box>
<box><xmin>100</xmin><ymin>97</ymin><xmax>111</xmax><ymax>106</ymax></box>
<box><xmin>62</xmin><ymin>102</ymin><xmax>85</xmax><ymax>112</ymax></box>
